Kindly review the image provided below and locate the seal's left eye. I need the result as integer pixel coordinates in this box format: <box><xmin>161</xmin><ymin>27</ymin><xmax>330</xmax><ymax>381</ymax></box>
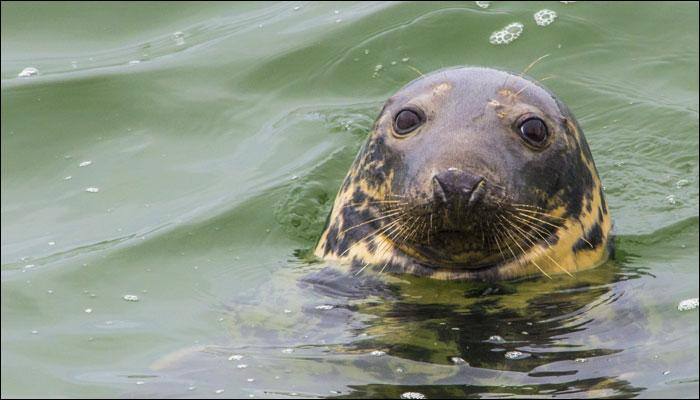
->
<box><xmin>518</xmin><ymin>117</ymin><xmax>548</xmax><ymax>146</ymax></box>
<box><xmin>393</xmin><ymin>109</ymin><xmax>423</xmax><ymax>136</ymax></box>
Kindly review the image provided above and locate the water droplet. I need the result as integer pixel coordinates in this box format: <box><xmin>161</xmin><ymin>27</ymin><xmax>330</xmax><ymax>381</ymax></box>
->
<box><xmin>475</xmin><ymin>1</ymin><xmax>490</xmax><ymax>8</ymax></box>
<box><xmin>229</xmin><ymin>354</ymin><xmax>244</xmax><ymax>361</ymax></box>
<box><xmin>246</xmin><ymin>378</ymin><xmax>255</xmax><ymax>382</ymax></box>
<box><xmin>678</xmin><ymin>298</ymin><xmax>698</xmax><ymax>311</ymax></box>
<box><xmin>188</xmin><ymin>386</ymin><xmax>196</xmax><ymax>391</ymax></box>
<box><xmin>676</xmin><ymin>179</ymin><xmax>689</xmax><ymax>188</ymax></box>
<box><xmin>282</xmin><ymin>348</ymin><xmax>294</xmax><ymax>354</ymax></box>
<box><xmin>215</xmin><ymin>389</ymin><xmax>224</xmax><ymax>394</ymax></box>
<box><xmin>63</xmin><ymin>176</ymin><xmax>72</xmax><ymax>180</ymax></box>
<box><xmin>173</xmin><ymin>31</ymin><xmax>185</xmax><ymax>46</ymax></box>
<box><xmin>85</xmin><ymin>187</ymin><xmax>100</xmax><ymax>193</ymax></box>
<box><xmin>401</xmin><ymin>57</ymin><xmax>410</xmax><ymax>62</ymax></box>
<box><xmin>575</xmin><ymin>358</ymin><xmax>586</xmax><ymax>363</ymax></box>
<box><xmin>293</xmin><ymin>6</ymin><xmax>301</xmax><ymax>11</ymax></box>
<box><xmin>315</xmin><ymin>304</ymin><xmax>334</xmax><ymax>310</ymax></box>
<box><xmin>400</xmin><ymin>392</ymin><xmax>426</xmax><ymax>399</ymax></box>
<box><xmin>48</xmin><ymin>241</ymin><xmax>55</xmax><ymax>246</ymax></box>
<box><xmin>18</xmin><ymin>67</ymin><xmax>39</xmax><ymax>78</ymax></box>
<box><xmin>663</xmin><ymin>370</ymin><xmax>671</xmax><ymax>375</ymax></box>
<box><xmin>370</xmin><ymin>350</ymin><xmax>386</xmax><ymax>357</ymax></box>
<box><xmin>123</xmin><ymin>294</ymin><xmax>139</xmax><ymax>302</ymax></box>
<box><xmin>487</xmin><ymin>335</ymin><xmax>506</xmax><ymax>343</ymax></box>
<box><xmin>451</xmin><ymin>356</ymin><xmax>467</xmax><ymax>365</ymax></box>
<box><xmin>79</xmin><ymin>160</ymin><xmax>92</xmax><ymax>167</ymax></box>
<box><xmin>236</xmin><ymin>364</ymin><xmax>248</xmax><ymax>369</ymax></box>
<box><xmin>31</xmin><ymin>330</ymin><xmax>38</xmax><ymax>335</ymax></box>
<box><xmin>504</xmin><ymin>350</ymin><xmax>530</xmax><ymax>360</ymax></box>
<box><xmin>84</xmin><ymin>308</ymin><xmax>93</xmax><ymax>313</ymax></box>
<box><xmin>136</xmin><ymin>381</ymin><xmax>144</xmax><ymax>385</ymax></box>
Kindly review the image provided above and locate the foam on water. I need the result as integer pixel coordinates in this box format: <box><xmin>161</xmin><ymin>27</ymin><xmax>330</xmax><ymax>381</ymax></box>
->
<box><xmin>489</xmin><ymin>23</ymin><xmax>524</xmax><ymax>45</ymax></box>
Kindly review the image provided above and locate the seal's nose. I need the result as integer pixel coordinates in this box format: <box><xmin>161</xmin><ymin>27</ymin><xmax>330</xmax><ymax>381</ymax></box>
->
<box><xmin>433</xmin><ymin>169</ymin><xmax>485</xmax><ymax>207</ymax></box>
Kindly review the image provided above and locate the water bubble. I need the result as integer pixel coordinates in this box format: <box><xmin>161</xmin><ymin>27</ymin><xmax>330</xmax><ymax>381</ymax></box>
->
<box><xmin>334</xmin><ymin>10</ymin><xmax>340</xmax><ymax>14</ymax></box>
<box><xmin>188</xmin><ymin>386</ymin><xmax>196</xmax><ymax>391</ymax></box>
<box><xmin>335</xmin><ymin>18</ymin><xmax>342</xmax><ymax>23</ymax></box>
<box><xmin>489</xmin><ymin>23</ymin><xmax>524</xmax><ymax>45</ymax></box>
<box><xmin>24</xmin><ymin>264</ymin><xmax>36</xmax><ymax>270</ymax></box>
<box><xmin>79</xmin><ymin>160</ymin><xmax>92</xmax><ymax>167</ymax></box>
<box><xmin>370</xmin><ymin>350</ymin><xmax>386</xmax><ymax>357</ymax></box>
<box><xmin>283</xmin><ymin>309</ymin><xmax>292</xmax><ymax>314</ymax></box>
<box><xmin>663</xmin><ymin>370</ymin><xmax>671</xmax><ymax>375</ymax></box>
<box><xmin>85</xmin><ymin>187</ymin><xmax>100</xmax><ymax>193</ymax></box>
<box><xmin>451</xmin><ymin>327</ymin><xmax>460</xmax><ymax>331</ymax></box>
<box><xmin>18</xmin><ymin>67</ymin><xmax>39</xmax><ymax>78</ymax></box>
<box><xmin>475</xmin><ymin>1</ymin><xmax>490</xmax><ymax>8</ymax></box>
<box><xmin>363</xmin><ymin>49</ymin><xmax>370</xmax><ymax>55</ymax></box>
<box><xmin>48</xmin><ymin>241</ymin><xmax>55</xmax><ymax>246</ymax></box>
<box><xmin>676</xmin><ymin>179</ymin><xmax>689</xmax><ymax>188</ymax></box>
<box><xmin>534</xmin><ymin>9</ymin><xmax>557</xmax><ymax>26</ymax></box>
<box><xmin>31</xmin><ymin>330</ymin><xmax>39</xmax><ymax>335</ymax></box>
<box><xmin>136</xmin><ymin>381</ymin><xmax>144</xmax><ymax>385</ymax></box>
<box><xmin>123</xmin><ymin>294</ymin><xmax>139</xmax><ymax>302</ymax></box>
<box><xmin>47</xmin><ymin>290</ymin><xmax>54</xmax><ymax>294</ymax></box>
<box><xmin>400</xmin><ymin>392</ymin><xmax>426</xmax><ymax>399</ymax></box>
<box><xmin>64</xmin><ymin>175</ymin><xmax>72</xmax><ymax>181</ymax></box>
<box><xmin>451</xmin><ymin>356</ymin><xmax>467</xmax><ymax>365</ymax></box>
<box><xmin>229</xmin><ymin>354</ymin><xmax>244</xmax><ymax>361</ymax></box>
<box><xmin>665</xmin><ymin>195</ymin><xmax>677</xmax><ymax>205</ymax></box>
<box><xmin>487</xmin><ymin>335</ymin><xmax>506</xmax><ymax>343</ymax></box>
<box><xmin>401</xmin><ymin>57</ymin><xmax>410</xmax><ymax>62</ymax></box>
<box><xmin>315</xmin><ymin>304</ymin><xmax>334</xmax><ymax>310</ymax></box>
<box><xmin>84</xmin><ymin>308</ymin><xmax>93</xmax><ymax>313</ymax></box>
<box><xmin>575</xmin><ymin>358</ymin><xmax>586</xmax><ymax>363</ymax></box>
<box><xmin>677</xmin><ymin>298</ymin><xmax>698</xmax><ymax>311</ymax></box>
<box><xmin>215</xmin><ymin>389</ymin><xmax>224</xmax><ymax>394</ymax></box>
<box><xmin>173</xmin><ymin>31</ymin><xmax>185</xmax><ymax>46</ymax></box>
<box><xmin>236</xmin><ymin>364</ymin><xmax>248</xmax><ymax>369</ymax></box>
<box><xmin>504</xmin><ymin>350</ymin><xmax>530</xmax><ymax>360</ymax></box>
<box><xmin>282</xmin><ymin>348</ymin><xmax>294</xmax><ymax>354</ymax></box>
<box><xmin>246</xmin><ymin>378</ymin><xmax>255</xmax><ymax>382</ymax></box>
<box><xmin>128</xmin><ymin>60</ymin><xmax>141</xmax><ymax>65</ymax></box>
<box><xmin>293</xmin><ymin>6</ymin><xmax>301</xmax><ymax>11</ymax></box>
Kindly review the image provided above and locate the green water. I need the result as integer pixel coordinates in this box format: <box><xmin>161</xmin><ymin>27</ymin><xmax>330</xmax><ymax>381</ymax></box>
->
<box><xmin>2</xmin><ymin>2</ymin><xmax>698</xmax><ymax>398</ymax></box>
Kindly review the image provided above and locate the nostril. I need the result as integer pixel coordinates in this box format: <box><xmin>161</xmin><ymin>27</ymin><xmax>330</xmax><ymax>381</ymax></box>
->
<box><xmin>432</xmin><ymin>170</ymin><xmax>485</xmax><ymax>204</ymax></box>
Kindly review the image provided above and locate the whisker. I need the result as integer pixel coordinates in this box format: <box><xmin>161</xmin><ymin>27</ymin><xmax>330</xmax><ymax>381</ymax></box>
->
<box><xmin>514</xmin><ymin>212</ymin><xmax>564</xmax><ymax>230</ymax></box>
<box><xmin>497</xmin><ymin>216</ymin><xmax>552</xmax><ymax>279</ymax></box>
<box><xmin>504</xmin><ymin>212</ymin><xmax>573</xmax><ymax>277</ymax></box>
<box><xmin>512</xmin><ymin>207</ymin><xmax>567</xmax><ymax>221</ymax></box>
<box><xmin>339</xmin><ymin>210</ymin><xmax>403</xmax><ymax>235</ymax></box>
<box><xmin>340</xmin><ymin>217</ymin><xmax>402</xmax><ymax>257</ymax></box>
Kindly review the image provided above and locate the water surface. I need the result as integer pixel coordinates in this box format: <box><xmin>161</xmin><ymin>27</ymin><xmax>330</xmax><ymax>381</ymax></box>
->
<box><xmin>2</xmin><ymin>2</ymin><xmax>698</xmax><ymax>398</ymax></box>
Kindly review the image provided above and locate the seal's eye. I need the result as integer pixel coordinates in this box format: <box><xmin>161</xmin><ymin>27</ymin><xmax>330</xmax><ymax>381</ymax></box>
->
<box><xmin>393</xmin><ymin>109</ymin><xmax>423</xmax><ymax>136</ymax></box>
<box><xmin>518</xmin><ymin>117</ymin><xmax>548</xmax><ymax>146</ymax></box>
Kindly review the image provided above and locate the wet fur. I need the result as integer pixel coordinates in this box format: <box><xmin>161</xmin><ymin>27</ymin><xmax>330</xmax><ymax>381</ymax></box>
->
<box><xmin>315</xmin><ymin>67</ymin><xmax>612</xmax><ymax>281</ymax></box>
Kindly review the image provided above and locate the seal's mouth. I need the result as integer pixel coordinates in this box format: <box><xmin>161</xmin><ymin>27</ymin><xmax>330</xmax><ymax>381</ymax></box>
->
<box><xmin>378</xmin><ymin>176</ymin><xmax>562</xmax><ymax>270</ymax></box>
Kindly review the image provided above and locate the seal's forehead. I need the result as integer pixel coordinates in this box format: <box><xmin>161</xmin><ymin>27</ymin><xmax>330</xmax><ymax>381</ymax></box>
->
<box><xmin>392</xmin><ymin>67</ymin><xmax>561</xmax><ymax>115</ymax></box>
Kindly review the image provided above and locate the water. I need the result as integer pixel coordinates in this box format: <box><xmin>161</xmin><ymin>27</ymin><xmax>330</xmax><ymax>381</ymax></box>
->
<box><xmin>1</xmin><ymin>2</ymin><xmax>698</xmax><ymax>398</ymax></box>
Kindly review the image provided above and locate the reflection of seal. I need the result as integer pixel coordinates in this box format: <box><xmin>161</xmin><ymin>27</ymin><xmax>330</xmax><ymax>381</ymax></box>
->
<box><xmin>315</xmin><ymin>67</ymin><xmax>612</xmax><ymax>280</ymax></box>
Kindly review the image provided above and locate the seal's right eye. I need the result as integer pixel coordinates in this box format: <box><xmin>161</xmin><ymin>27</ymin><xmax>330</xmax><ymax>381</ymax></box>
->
<box><xmin>393</xmin><ymin>109</ymin><xmax>424</xmax><ymax>136</ymax></box>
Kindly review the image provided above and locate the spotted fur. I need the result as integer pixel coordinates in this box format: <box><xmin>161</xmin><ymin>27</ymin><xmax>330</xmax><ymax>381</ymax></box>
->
<box><xmin>315</xmin><ymin>67</ymin><xmax>612</xmax><ymax>281</ymax></box>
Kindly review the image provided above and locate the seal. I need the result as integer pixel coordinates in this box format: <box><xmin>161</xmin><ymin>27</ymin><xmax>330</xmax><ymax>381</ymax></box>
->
<box><xmin>315</xmin><ymin>66</ymin><xmax>612</xmax><ymax>280</ymax></box>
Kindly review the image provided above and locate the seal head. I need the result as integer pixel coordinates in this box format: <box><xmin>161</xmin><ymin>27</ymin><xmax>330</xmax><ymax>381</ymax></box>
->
<box><xmin>315</xmin><ymin>67</ymin><xmax>612</xmax><ymax>280</ymax></box>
